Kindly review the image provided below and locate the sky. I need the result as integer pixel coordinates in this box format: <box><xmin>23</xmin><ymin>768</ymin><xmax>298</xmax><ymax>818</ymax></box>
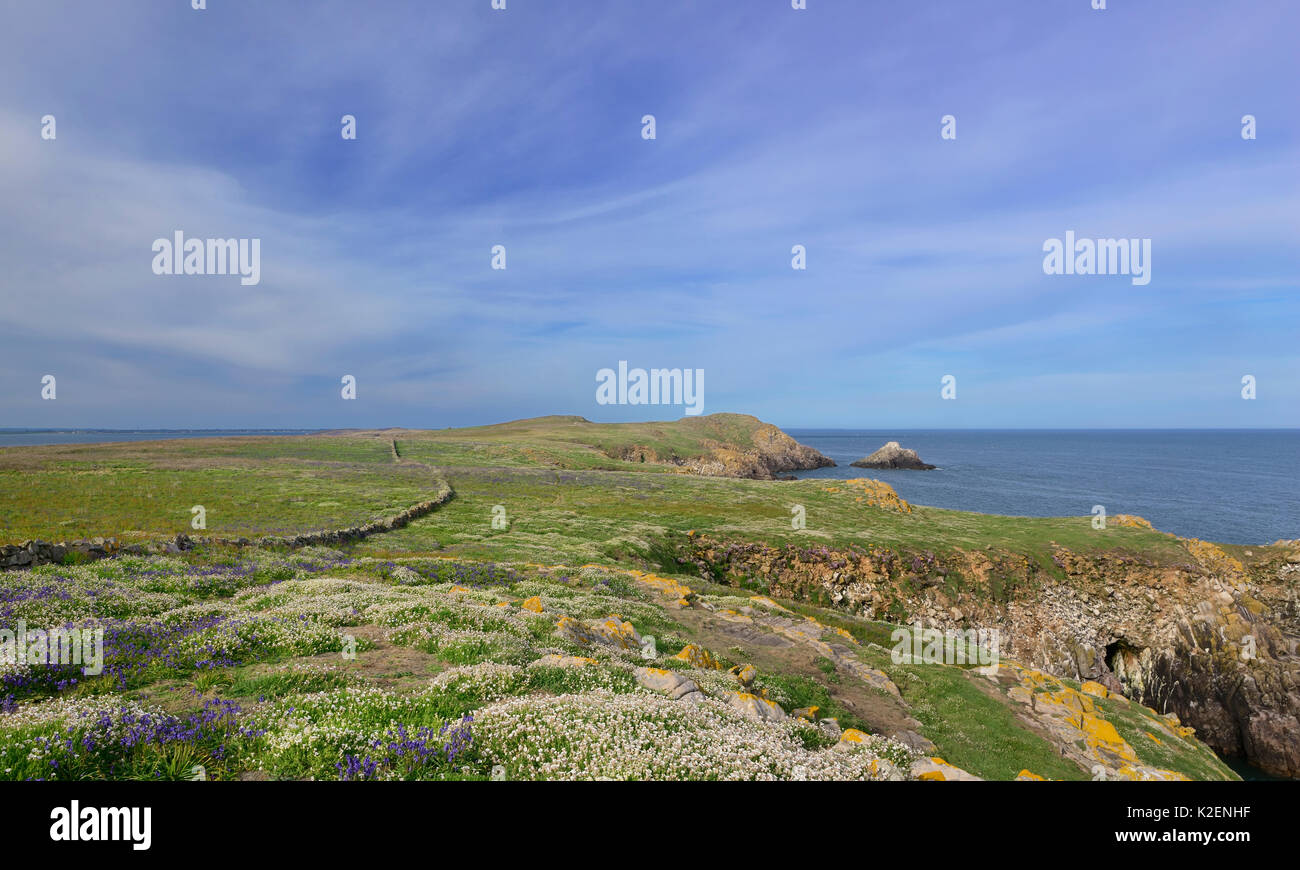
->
<box><xmin>0</xmin><ymin>0</ymin><xmax>1296</xmax><ymax>430</ymax></box>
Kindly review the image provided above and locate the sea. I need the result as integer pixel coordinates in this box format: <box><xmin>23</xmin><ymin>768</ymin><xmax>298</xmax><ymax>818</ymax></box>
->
<box><xmin>786</xmin><ymin>429</ymin><xmax>1298</xmax><ymax>546</ymax></box>
<box><xmin>2</xmin><ymin>428</ymin><xmax>1295</xmax><ymax>546</ymax></box>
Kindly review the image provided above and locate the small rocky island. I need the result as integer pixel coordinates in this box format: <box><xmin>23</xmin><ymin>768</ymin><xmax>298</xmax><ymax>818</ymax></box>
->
<box><xmin>850</xmin><ymin>441</ymin><xmax>936</xmax><ymax>470</ymax></box>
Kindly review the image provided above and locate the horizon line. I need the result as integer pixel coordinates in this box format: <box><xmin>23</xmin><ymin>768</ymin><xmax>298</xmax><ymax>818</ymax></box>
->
<box><xmin>4</xmin><ymin>425</ymin><xmax>1299</xmax><ymax>433</ymax></box>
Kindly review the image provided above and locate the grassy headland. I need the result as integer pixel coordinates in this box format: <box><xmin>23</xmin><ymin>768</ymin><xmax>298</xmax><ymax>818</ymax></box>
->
<box><xmin>0</xmin><ymin>414</ymin><xmax>1278</xmax><ymax>780</ymax></box>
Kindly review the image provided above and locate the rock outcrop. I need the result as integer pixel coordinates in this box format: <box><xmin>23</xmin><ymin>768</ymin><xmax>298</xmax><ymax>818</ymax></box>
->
<box><xmin>850</xmin><ymin>441</ymin><xmax>935</xmax><ymax>470</ymax></box>
<box><xmin>681</xmin><ymin>532</ymin><xmax>1300</xmax><ymax>778</ymax></box>
<box><xmin>603</xmin><ymin>416</ymin><xmax>834</xmax><ymax>480</ymax></box>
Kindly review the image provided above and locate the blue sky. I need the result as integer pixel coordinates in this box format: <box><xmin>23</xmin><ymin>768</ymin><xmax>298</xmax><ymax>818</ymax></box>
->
<box><xmin>1</xmin><ymin>0</ymin><xmax>1296</xmax><ymax>429</ymax></box>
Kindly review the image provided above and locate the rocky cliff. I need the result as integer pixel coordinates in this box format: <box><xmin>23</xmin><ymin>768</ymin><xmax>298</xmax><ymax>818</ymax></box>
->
<box><xmin>678</xmin><ymin>530</ymin><xmax>1300</xmax><ymax>778</ymax></box>
<box><xmin>604</xmin><ymin>417</ymin><xmax>835</xmax><ymax>479</ymax></box>
<box><xmin>680</xmin><ymin>422</ymin><xmax>835</xmax><ymax>479</ymax></box>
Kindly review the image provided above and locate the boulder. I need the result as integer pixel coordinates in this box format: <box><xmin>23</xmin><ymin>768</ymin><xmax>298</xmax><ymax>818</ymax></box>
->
<box><xmin>837</xmin><ymin>727</ymin><xmax>872</xmax><ymax>746</ymax></box>
<box><xmin>635</xmin><ymin>667</ymin><xmax>703</xmax><ymax>701</ymax></box>
<box><xmin>729</xmin><ymin>663</ymin><xmax>757</xmax><ymax>686</ymax></box>
<box><xmin>724</xmin><ymin>691</ymin><xmax>787</xmax><ymax>723</ymax></box>
<box><xmin>672</xmin><ymin>643</ymin><xmax>722</xmax><ymax>669</ymax></box>
<box><xmin>892</xmin><ymin>729</ymin><xmax>938</xmax><ymax>754</ymax></box>
<box><xmin>911</xmin><ymin>756</ymin><xmax>983</xmax><ymax>781</ymax></box>
<box><xmin>554</xmin><ymin>615</ymin><xmax>643</xmax><ymax>651</ymax></box>
<box><xmin>850</xmin><ymin>441</ymin><xmax>935</xmax><ymax>470</ymax></box>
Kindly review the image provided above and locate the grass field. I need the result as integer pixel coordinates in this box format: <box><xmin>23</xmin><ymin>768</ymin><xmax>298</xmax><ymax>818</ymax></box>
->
<box><xmin>353</xmin><ymin>463</ymin><xmax>1191</xmax><ymax>569</ymax></box>
<box><xmin>0</xmin><ymin>435</ymin><xmax>438</xmax><ymax>542</ymax></box>
<box><xmin>2</xmin><ymin>419</ymin><xmax>1192</xmax><ymax>569</ymax></box>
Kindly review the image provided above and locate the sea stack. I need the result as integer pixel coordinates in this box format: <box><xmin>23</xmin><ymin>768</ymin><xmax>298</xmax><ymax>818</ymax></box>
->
<box><xmin>850</xmin><ymin>441</ymin><xmax>936</xmax><ymax>470</ymax></box>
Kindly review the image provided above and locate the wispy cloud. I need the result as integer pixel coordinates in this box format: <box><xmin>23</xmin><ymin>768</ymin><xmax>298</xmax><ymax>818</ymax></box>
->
<box><xmin>1</xmin><ymin>0</ymin><xmax>1296</xmax><ymax>428</ymax></box>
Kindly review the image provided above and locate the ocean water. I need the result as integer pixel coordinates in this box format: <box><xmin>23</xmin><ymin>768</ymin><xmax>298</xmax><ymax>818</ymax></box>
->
<box><xmin>0</xmin><ymin>429</ymin><xmax>320</xmax><ymax>447</ymax></box>
<box><xmin>787</xmin><ymin>430</ymin><xmax>1298</xmax><ymax>546</ymax></box>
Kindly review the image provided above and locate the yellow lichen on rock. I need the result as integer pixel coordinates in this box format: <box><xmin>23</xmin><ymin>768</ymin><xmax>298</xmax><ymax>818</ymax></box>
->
<box><xmin>1078</xmin><ymin>712</ymin><xmax>1138</xmax><ymax>763</ymax></box>
<box><xmin>596</xmin><ymin>616</ymin><xmax>643</xmax><ymax>650</ymax></box>
<box><xmin>1039</xmin><ymin>686</ymin><xmax>1097</xmax><ymax>717</ymax></box>
<box><xmin>999</xmin><ymin>658</ymin><xmax>1182</xmax><ymax>780</ymax></box>
<box><xmin>1080</xmin><ymin>680</ymin><xmax>1110</xmax><ymax>698</ymax></box>
<box><xmin>821</xmin><ymin>478</ymin><xmax>913</xmax><ymax>514</ymax></box>
<box><xmin>1182</xmin><ymin>537</ymin><xmax>1246</xmax><ymax>580</ymax></box>
<box><xmin>632</xmin><ymin>571</ymin><xmax>695</xmax><ymax>606</ymax></box>
<box><xmin>673</xmin><ymin>643</ymin><xmax>723</xmax><ymax>669</ymax></box>
<box><xmin>553</xmin><ymin>614</ymin><xmax>643</xmax><ymax>651</ymax></box>
<box><xmin>729</xmin><ymin>663</ymin><xmax>757</xmax><ymax>686</ymax></box>
<box><xmin>521</xmin><ymin>596</ymin><xmax>544</xmax><ymax>613</ymax></box>
<box><xmin>910</xmin><ymin>756</ymin><xmax>982</xmax><ymax>781</ymax></box>
<box><xmin>1032</xmin><ymin>683</ymin><xmax>1138</xmax><ymax>764</ymax></box>
<box><xmin>725</xmin><ymin>691</ymin><xmax>787</xmax><ymax>723</ymax></box>
<box><xmin>830</xmin><ymin>625</ymin><xmax>858</xmax><ymax>644</ymax></box>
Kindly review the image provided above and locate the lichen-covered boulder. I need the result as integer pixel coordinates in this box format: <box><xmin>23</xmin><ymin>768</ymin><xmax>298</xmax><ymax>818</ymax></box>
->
<box><xmin>673</xmin><ymin>643</ymin><xmax>722</xmax><ymax>669</ymax></box>
<box><xmin>635</xmin><ymin>667</ymin><xmax>703</xmax><ymax>701</ymax></box>
<box><xmin>725</xmin><ymin>691</ymin><xmax>787</xmax><ymax>723</ymax></box>
<box><xmin>911</xmin><ymin>756</ymin><xmax>982</xmax><ymax>781</ymax></box>
<box><xmin>1080</xmin><ymin>680</ymin><xmax>1110</xmax><ymax>698</ymax></box>
<box><xmin>730</xmin><ymin>663</ymin><xmax>758</xmax><ymax>686</ymax></box>
<box><xmin>554</xmin><ymin>615</ymin><xmax>643</xmax><ymax>651</ymax></box>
